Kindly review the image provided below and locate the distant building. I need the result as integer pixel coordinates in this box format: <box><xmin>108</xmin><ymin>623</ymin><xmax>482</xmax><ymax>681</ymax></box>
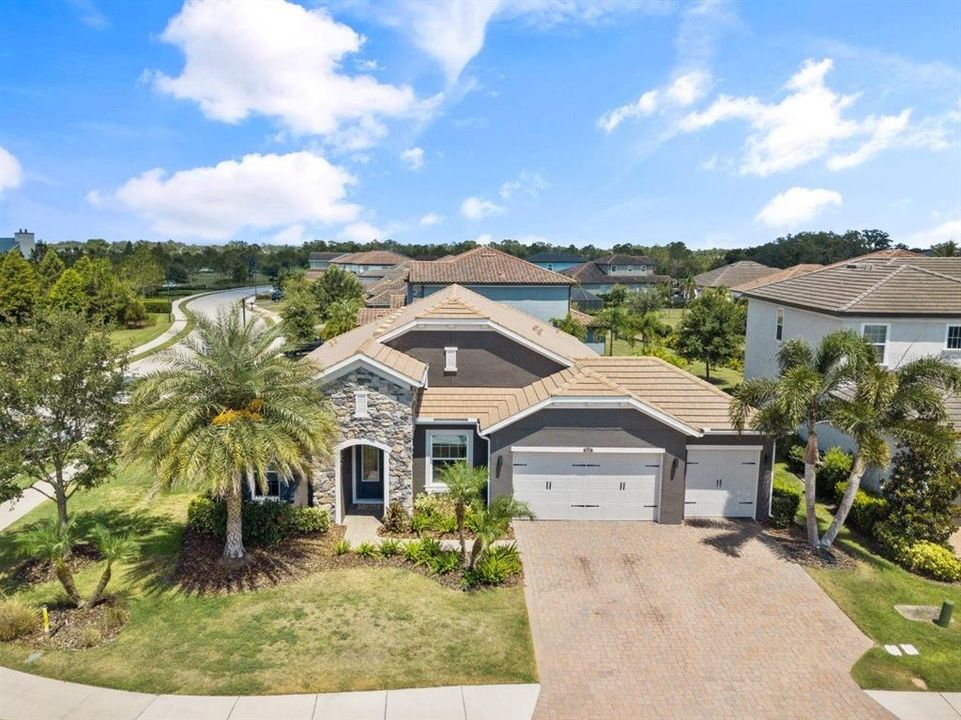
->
<box><xmin>308</xmin><ymin>251</ymin><xmax>344</xmax><ymax>270</ymax></box>
<box><xmin>562</xmin><ymin>254</ymin><xmax>669</xmax><ymax>294</ymax></box>
<box><xmin>526</xmin><ymin>251</ymin><xmax>583</xmax><ymax>272</ymax></box>
<box><xmin>0</xmin><ymin>229</ymin><xmax>36</xmax><ymax>258</ymax></box>
<box><xmin>693</xmin><ymin>261</ymin><xmax>778</xmax><ymax>296</ymax></box>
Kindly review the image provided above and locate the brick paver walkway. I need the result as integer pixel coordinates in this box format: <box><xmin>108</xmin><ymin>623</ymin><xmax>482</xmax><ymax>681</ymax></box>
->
<box><xmin>514</xmin><ymin>520</ymin><xmax>892</xmax><ymax>720</ymax></box>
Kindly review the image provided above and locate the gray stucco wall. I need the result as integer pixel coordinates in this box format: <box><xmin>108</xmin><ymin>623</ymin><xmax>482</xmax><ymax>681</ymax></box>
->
<box><xmin>412</xmin><ymin>424</ymin><xmax>488</xmax><ymax>497</ymax></box>
<box><xmin>487</xmin><ymin>408</ymin><xmax>773</xmax><ymax>523</ymax></box>
<box><xmin>313</xmin><ymin>368</ymin><xmax>415</xmax><ymax>518</ymax></box>
<box><xmin>385</xmin><ymin>330</ymin><xmax>565</xmax><ymax>387</ymax></box>
<box><xmin>409</xmin><ymin>283</ymin><xmax>570</xmax><ymax>323</ymax></box>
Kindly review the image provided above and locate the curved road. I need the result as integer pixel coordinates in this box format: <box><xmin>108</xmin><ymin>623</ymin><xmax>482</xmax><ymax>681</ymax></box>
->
<box><xmin>129</xmin><ymin>286</ymin><xmax>260</xmax><ymax>376</ymax></box>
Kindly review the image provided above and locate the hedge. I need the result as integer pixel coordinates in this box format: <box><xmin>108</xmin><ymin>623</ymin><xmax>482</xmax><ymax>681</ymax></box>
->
<box><xmin>187</xmin><ymin>495</ymin><xmax>329</xmax><ymax>546</ymax></box>
<box><xmin>142</xmin><ymin>298</ymin><xmax>173</xmax><ymax>313</ymax></box>
<box><xmin>771</xmin><ymin>478</ymin><xmax>802</xmax><ymax>528</ymax></box>
<box><xmin>897</xmin><ymin>541</ymin><xmax>961</xmax><ymax>582</ymax></box>
<box><xmin>833</xmin><ymin>481</ymin><xmax>888</xmax><ymax>536</ymax></box>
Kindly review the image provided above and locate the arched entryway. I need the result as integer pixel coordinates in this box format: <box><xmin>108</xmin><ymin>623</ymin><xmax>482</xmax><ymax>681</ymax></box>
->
<box><xmin>333</xmin><ymin>439</ymin><xmax>391</xmax><ymax>524</ymax></box>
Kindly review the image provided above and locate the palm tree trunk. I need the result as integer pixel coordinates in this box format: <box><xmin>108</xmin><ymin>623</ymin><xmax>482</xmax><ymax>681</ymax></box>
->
<box><xmin>455</xmin><ymin>502</ymin><xmax>467</xmax><ymax>561</ymax></box>
<box><xmin>223</xmin><ymin>483</ymin><xmax>245</xmax><ymax>560</ymax></box>
<box><xmin>87</xmin><ymin>564</ymin><xmax>112</xmax><ymax>608</ymax></box>
<box><xmin>468</xmin><ymin>537</ymin><xmax>484</xmax><ymax>570</ymax></box>
<box><xmin>820</xmin><ymin>455</ymin><xmax>866</xmax><ymax>549</ymax></box>
<box><xmin>803</xmin><ymin>427</ymin><xmax>820</xmax><ymax>548</ymax></box>
<box><xmin>55</xmin><ymin>561</ymin><xmax>82</xmax><ymax>608</ymax></box>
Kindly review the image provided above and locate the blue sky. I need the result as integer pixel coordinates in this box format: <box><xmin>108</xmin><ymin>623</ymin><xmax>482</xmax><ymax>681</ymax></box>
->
<box><xmin>0</xmin><ymin>0</ymin><xmax>958</xmax><ymax>249</ymax></box>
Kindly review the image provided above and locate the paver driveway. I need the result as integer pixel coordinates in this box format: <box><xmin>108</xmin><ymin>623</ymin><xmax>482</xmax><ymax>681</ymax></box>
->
<box><xmin>514</xmin><ymin>519</ymin><xmax>891</xmax><ymax>720</ymax></box>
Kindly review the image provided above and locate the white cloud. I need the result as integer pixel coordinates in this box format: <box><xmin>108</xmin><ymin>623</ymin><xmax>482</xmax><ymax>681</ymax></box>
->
<box><xmin>338</xmin><ymin>221</ymin><xmax>385</xmax><ymax>242</ymax></box>
<box><xmin>499</xmin><ymin>171</ymin><xmax>547</xmax><ymax>199</ymax></box>
<box><xmin>68</xmin><ymin>0</ymin><xmax>109</xmax><ymax>29</ymax></box>
<box><xmin>755</xmin><ymin>187</ymin><xmax>842</xmax><ymax>228</ymax></box>
<box><xmin>598</xmin><ymin>71</ymin><xmax>711</xmax><ymax>133</ymax></box>
<box><xmin>270</xmin><ymin>224</ymin><xmax>306</xmax><ymax>245</ymax></box>
<box><xmin>109</xmin><ymin>151</ymin><xmax>359</xmax><ymax>240</ymax></box>
<box><xmin>0</xmin><ymin>145</ymin><xmax>22</xmax><ymax>196</ymax></box>
<box><xmin>419</xmin><ymin>212</ymin><xmax>444</xmax><ymax>226</ymax></box>
<box><xmin>461</xmin><ymin>196</ymin><xmax>505</xmax><ymax>220</ymax></box>
<box><xmin>380</xmin><ymin>0</ymin><xmax>669</xmax><ymax>83</ymax></box>
<box><xmin>151</xmin><ymin>0</ymin><xmax>435</xmax><ymax>146</ymax></box>
<box><xmin>472</xmin><ymin>233</ymin><xmax>494</xmax><ymax>245</ymax></box>
<box><xmin>904</xmin><ymin>219</ymin><xmax>961</xmax><ymax>247</ymax></box>
<box><xmin>400</xmin><ymin>146</ymin><xmax>425</xmax><ymax>170</ymax></box>
<box><xmin>678</xmin><ymin>57</ymin><xmax>951</xmax><ymax>175</ymax></box>
<box><xmin>514</xmin><ymin>234</ymin><xmax>550</xmax><ymax>245</ymax></box>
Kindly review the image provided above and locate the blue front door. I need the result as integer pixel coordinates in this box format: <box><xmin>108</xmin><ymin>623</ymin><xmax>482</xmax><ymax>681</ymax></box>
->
<box><xmin>353</xmin><ymin>445</ymin><xmax>384</xmax><ymax>502</ymax></box>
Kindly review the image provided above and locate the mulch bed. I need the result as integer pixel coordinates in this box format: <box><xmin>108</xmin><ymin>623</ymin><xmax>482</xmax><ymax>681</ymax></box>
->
<box><xmin>174</xmin><ymin>526</ymin><xmax>520</xmax><ymax>594</ymax></box>
<box><xmin>11</xmin><ymin>543</ymin><xmax>103</xmax><ymax>587</ymax></box>
<box><xmin>763</xmin><ymin>524</ymin><xmax>858</xmax><ymax>570</ymax></box>
<box><xmin>377</xmin><ymin>525</ymin><xmax>517</xmax><ymax>542</ymax></box>
<box><xmin>23</xmin><ymin>598</ymin><xmax>130</xmax><ymax>651</ymax></box>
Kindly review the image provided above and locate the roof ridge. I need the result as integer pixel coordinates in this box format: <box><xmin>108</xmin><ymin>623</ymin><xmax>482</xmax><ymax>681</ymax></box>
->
<box><xmin>839</xmin><ymin>264</ymin><xmax>908</xmax><ymax>311</ymax></box>
<box><xmin>898</xmin><ymin>263</ymin><xmax>961</xmax><ymax>285</ymax></box>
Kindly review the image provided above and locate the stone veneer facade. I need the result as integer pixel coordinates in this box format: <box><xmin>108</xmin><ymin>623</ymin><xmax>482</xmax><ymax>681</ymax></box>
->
<box><xmin>312</xmin><ymin>368</ymin><xmax>416</xmax><ymax>518</ymax></box>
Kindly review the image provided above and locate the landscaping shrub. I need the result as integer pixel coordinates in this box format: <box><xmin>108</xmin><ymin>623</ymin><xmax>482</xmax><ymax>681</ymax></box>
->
<box><xmin>79</xmin><ymin>626</ymin><xmax>103</xmax><ymax>648</ymax></box>
<box><xmin>898</xmin><ymin>541</ymin><xmax>961</xmax><ymax>583</ymax></box>
<box><xmin>411</xmin><ymin>493</ymin><xmax>457</xmax><ymax>535</ymax></box>
<box><xmin>880</xmin><ymin>448</ymin><xmax>961</xmax><ymax>547</ymax></box>
<box><xmin>102</xmin><ymin>603</ymin><xmax>131</xmax><ymax>632</ymax></box>
<box><xmin>464</xmin><ymin>544</ymin><xmax>523</xmax><ymax>587</ymax></box>
<box><xmin>381</xmin><ymin>502</ymin><xmax>410</xmax><ymax>534</ymax></box>
<box><xmin>819</xmin><ymin>447</ymin><xmax>853</xmax><ymax>500</ymax></box>
<box><xmin>186</xmin><ymin>495</ymin><xmax>330</xmax><ymax>546</ymax></box>
<box><xmin>787</xmin><ymin>444</ymin><xmax>806</xmax><ymax>474</ymax></box>
<box><xmin>354</xmin><ymin>542</ymin><xmax>378</xmax><ymax>558</ymax></box>
<box><xmin>770</xmin><ymin>478</ymin><xmax>802</xmax><ymax>528</ymax></box>
<box><xmin>427</xmin><ymin>550</ymin><xmax>461</xmax><ymax>575</ymax></box>
<box><xmin>142</xmin><ymin>298</ymin><xmax>172</xmax><ymax>313</ymax></box>
<box><xmin>0</xmin><ymin>598</ymin><xmax>35</xmax><ymax>641</ymax></box>
<box><xmin>833</xmin><ymin>482</ymin><xmax>889</xmax><ymax>536</ymax></box>
<box><xmin>379</xmin><ymin>539</ymin><xmax>402</xmax><ymax>557</ymax></box>
<box><xmin>333</xmin><ymin>539</ymin><xmax>351</xmax><ymax>556</ymax></box>
<box><xmin>402</xmin><ymin>540</ymin><xmax>421</xmax><ymax>562</ymax></box>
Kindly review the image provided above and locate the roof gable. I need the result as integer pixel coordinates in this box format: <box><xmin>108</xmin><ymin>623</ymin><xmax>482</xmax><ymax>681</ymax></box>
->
<box><xmin>694</xmin><ymin>261</ymin><xmax>778</xmax><ymax>288</ymax></box>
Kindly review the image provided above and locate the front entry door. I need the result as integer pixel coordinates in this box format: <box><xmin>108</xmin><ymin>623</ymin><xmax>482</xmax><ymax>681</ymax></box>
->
<box><xmin>353</xmin><ymin>445</ymin><xmax>384</xmax><ymax>503</ymax></box>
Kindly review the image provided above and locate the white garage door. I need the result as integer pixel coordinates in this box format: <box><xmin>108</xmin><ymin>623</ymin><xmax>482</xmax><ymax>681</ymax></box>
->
<box><xmin>511</xmin><ymin>448</ymin><xmax>662</xmax><ymax>520</ymax></box>
<box><xmin>684</xmin><ymin>447</ymin><xmax>760</xmax><ymax>518</ymax></box>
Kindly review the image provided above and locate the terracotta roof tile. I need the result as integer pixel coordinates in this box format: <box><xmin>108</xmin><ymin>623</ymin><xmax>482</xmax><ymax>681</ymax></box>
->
<box><xmin>408</xmin><ymin>246</ymin><xmax>574</xmax><ymax>285</ymax></box>
<box><xmin>694</xmin><ymin>261</ymin><xmax>778</xmax><ymax>289</ymax></box>
<box><xmin>332</xmin><ymin>250</ymin><xmax>409</xmax><ymax>266</ymax></box>
<box><xmin>730</xmin><ymin>264</ymin><xmax>823</xmax><ymax>293</ymax></box>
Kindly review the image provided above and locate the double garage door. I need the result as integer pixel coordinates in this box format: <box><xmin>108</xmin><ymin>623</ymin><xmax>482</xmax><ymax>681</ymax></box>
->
<box><xmin>511</xmin><ymin>446</ymin><xmax>761</xmax><ymax>521</ymax></box>
<box><xmin>512</xmin><ymin>449</ymin><xmax>662</xmax><ymax>521</ymax></box>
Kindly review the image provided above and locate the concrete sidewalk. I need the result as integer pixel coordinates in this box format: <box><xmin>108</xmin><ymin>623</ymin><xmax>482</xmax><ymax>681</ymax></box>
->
<box><xmin>867</xmin><ymin>691</ymin><xmax>961</xmax><ymax>719</ymax></box>
<box><xmin>0</xmin><ymin>668</ymin><xmax>539</xmax><ymax>720</ymax></box>
<box><xmin>125</xmin><ymin>292</ymin><xmax>201</xmax><ymax>360</ymax></box>
<box><xmin>0</xmin><ymin>482</ymin><xmax>53</xmax><ymax>532</ymax></box>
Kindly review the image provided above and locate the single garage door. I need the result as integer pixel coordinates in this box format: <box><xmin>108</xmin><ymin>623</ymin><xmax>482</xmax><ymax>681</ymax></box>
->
<box><xmin>512</xmin><ymin>448</ymin><xmax>662</xmax><ymax>520</ymax></box>
<box><xmin>684</xmin><ymin>447</ymin><xmax>760</xmax><ymax>518</ymax></box>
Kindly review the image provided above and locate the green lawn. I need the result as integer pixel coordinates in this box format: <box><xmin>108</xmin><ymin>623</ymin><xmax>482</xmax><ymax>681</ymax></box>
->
<box><xmin>775</xmin><ymin>464</ymin><xmax>961</xmax><ymax>691</ymax></box>
<box><xmin>655</xmin><ymin>308</ymin><xmax>684</xmax><ymax>328</ymax></box>
<box><xmin>0</xmin><ymin>469</ymin><xmax>536</xmax><ymax>695</ymax></box>
<box><xmin>108</xmin><ymin>314</ymin><xmax>172</xmax><ymax>352</ymax></box>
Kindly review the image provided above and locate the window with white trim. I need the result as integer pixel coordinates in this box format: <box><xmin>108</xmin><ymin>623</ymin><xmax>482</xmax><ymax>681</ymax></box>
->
<box><xmin>252</xmin><ymin>470</ymin><xmax>282</xmax><ymax>501</ymax></box>
<box><xmin>444</xmin><ymin>346</ymin><xmax>457</xmax><ymax>373</ymax></box>
<box><xmin>354</xmin><ymin>389</ymin><xmax>369</xmax><ymax>418</ymax></box>
<box><xmin>775</xmin><ymin>307</ymin><xmax>784</xmax><ymax>341</ymax></box>
<box><xmin>427</xmin><ymin>431</ymin><xmax>472</xmax><ymax>489</ymax></box>
<box><xmin>947</xmin><ymin>324</ymin><xmax>961</xmax><ymax>350</ymax></box>
<box><xmin>862</xmin><ymin>324</ymin><xmax>889</xmax><ymax>364</ymax></box>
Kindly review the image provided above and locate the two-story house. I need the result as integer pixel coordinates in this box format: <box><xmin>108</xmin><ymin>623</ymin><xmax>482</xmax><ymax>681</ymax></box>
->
<box><xmin>742</xmin><ymin>254</ymin><xmax>961</xmax><ymax>487</ymax></box>
<box><xmin>308</xmin><ymin>251</ymin><xmax>344</xmax><ymax>270</ymax></box>
<box><xmin>332</xmin><ymin>250</ymin><xmax>409</xmax><ymax>275</ymax></box>
<box><xmin>287</xmin><ymin>284</ymin><xmax>772</xmax><ymax>526</ymax></box>
<box><xmin>525</xmin><ymin>251</ymin><xmax>584</xmax><ymax>272</ymax></box>
<box><xmin>562</xmin><ymin>254</ymin><xmax>670</xmax><ymax>294</ymax></box>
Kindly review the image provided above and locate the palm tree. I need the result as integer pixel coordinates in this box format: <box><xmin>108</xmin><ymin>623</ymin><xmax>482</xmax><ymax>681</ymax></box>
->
<box><xmin>437</xmin><ymin>462</ymin><xmax>488</xmax><ymax>561</ymax></box>
<box><xmin>124</xmin><ymin>309</ymin><xmax>337</xmax><ymax>561</ymax></box>
<box><xmin>22</xmin><ymin>520</ymin><xmax>81</xmax><ymax>607</ymax></box>
<box><xmin>820</xmin><ymin>356</ymin><xmax>961</xmax><ymax>548</ymax></box>
<box><xmin>730</xmin><ymin>331</ymin><xmax>871</xmax><ymax>548</ymax></box>
<box><xmin>87</xmin><ymin>526</ymin><xmax>136</xmax><ymax>607</ymax></box>
<box><xmin>468</xmin><ymin>496</ymin><xmax>533</xmax><ymax>569</ymax></box>
<box><xmin>322</xmin><ymin>298</ymin><xmax>360</xmax><ymax>340</ymax></box>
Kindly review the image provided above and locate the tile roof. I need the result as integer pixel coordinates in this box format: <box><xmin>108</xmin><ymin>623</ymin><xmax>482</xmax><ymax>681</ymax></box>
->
<box><xmin>308</xmin><ymin>251</ymin><xmax>344</xmax><ymax>261</ymax></box>
<box><xmin>743</xmin><ymin>259</ymin><xmax>961</xmax><ymax>315</ymax></box>
<box><xmin>526</xmin><ymin>251</ymin><xmax>583</xmax><ymax>263</ymax></box>
<box><xmin>356</xmin><ymin>307</ymin><xmax>392</xmax><ymax>325</ymax></box>
<box><xmin>417</xmin><ymin>356</ymin><xmax>745</xmax><ymax>434</ymax></box>
<box><xmin>595</xmin><ymin>253</ymin><xmax>655</xmax><ymax>266</ymax></box>
<box><xmin>307</xmin><ymin>284</ymin><xmax>596</xmax><ymax>383</ymax></box>
<box><xmin>694</xmin><ymin>261</ymin><xmax>778</xmax><ymax>288</ymax></box>
<box><xmin>730</xmin><ymin>264</ymin><xmax>823</xmax><ymax>293</ymax></box>
<box><xmin>332</xmin><ymin>250</ymin><xmax>409</xmax><ymax>266</ymax></box>
<box><xmin>569</xmin><ymin>308</ymin><xmax>602</xmax><ymax>327</ymax></box>
<box><xmin>562</xmin><ymin>261</ymin><xmax>670</xmax><ymax>285</ymax></box>
<box><xmin>407</xmin><ymin>246</ymin><xmax>574</xmax><ymax>285</ymax></box>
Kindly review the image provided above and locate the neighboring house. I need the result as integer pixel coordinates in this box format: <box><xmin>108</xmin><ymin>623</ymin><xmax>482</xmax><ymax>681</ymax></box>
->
<box><xmin>332</xmin><ymin>250</ymin><xmax>409</xmax><ymax>275</ymax></box>
<box><xmin>0</xmin><ymin>229</ymin><xmax>35</xmax><ymax>258</ymax></box>
<box><xmin>570</xmin><ymin>307</ymin><xmax>606</xmax><ymax>354</ymax></box>
<box><xmin>742</xmin><ymin>254</ymin><xmax>961</xmax><ymax>487</ymax></box>
<box><xmin>292</xmin><ymin>284</ymin><xmax>772</xmax><ymax>525</ymax></box>
<box><xmin>694</xmin><ymin>261</ymin><xmax>778</xmax><ymax>296</ymax></box>
<box><xmin>406</xmin><ymin>246</ymin><xmax>575</xmax><ymax>322</ymax></box>
<box><xmin>526</xmin><ymin>251</ymin><xmax>584</xmax><ymax>272</ymax></box>
<box><xmin>308</xmin><ymin>251</ymin><xmax>344</xmax><ymax>270</ymax></box>
<box><xmin>729</xmin><ymin>264</ymin><xmax>822</xmax><ymax>294</ymax></box>
<box><xmin>571</xmin><ymin>286</ymin><xmax>603</xmax><ymax>313</ymax></box>
<box><xmin>562</xmin><ymin>254</ymin><xmax>670</xmax><ymax>294</ymax></box>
